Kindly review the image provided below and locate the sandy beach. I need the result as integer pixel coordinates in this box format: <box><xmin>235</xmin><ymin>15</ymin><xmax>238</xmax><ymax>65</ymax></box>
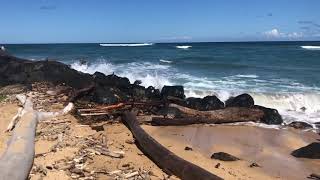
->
<box><xmin>144</xmin><ymin>125</ymin><xmax>320</xmax><ymax>179</ymax></box>
<box><xmin>1</xmin><ymin>97</ymin><xmax>319</xmax><ymax>179</ymax></box>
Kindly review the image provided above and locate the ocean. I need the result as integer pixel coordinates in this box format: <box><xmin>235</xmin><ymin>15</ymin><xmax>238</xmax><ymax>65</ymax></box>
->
<box><xmin>3</xmin><ymin>42</ymin><xmax>320</xmax><ymax>126</ymax></box>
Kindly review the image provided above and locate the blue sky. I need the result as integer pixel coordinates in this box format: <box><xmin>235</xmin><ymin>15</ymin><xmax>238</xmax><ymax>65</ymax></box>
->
<box><xmin>1</xmin><ymin>0</ymin><xmax>320</xmax><ymax>43</ymax></box>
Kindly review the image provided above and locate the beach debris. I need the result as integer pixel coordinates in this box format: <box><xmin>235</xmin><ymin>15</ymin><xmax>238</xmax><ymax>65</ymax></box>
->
<box><xmin>30</xmin><ymin>165</ymin><xmax>48</xmax><ymax>177</ymax></box>
<box><xmin>291</xmin><ymin>142</ymin><xmax>320</xmax><ymax>159</ymax></box>
<box><xmin>125</xmin><ymin>139</ymin><xmax>135</xmax><ymax>144</ymax></box>
<box><xmin>309</xmin><ymin>173</ymin><xmax>320</xmax><ymax>179</ymax></box>
<box><xmin>288</xmin><ymin>121</ymin><xmax>313</xmax><ymax>129</ymax></box>
<box><xmin>0</xmin><ymin>94</ymin><xmax>74</xmax><ymax>180</ymax></box>
<box><xmin>76</xmin><ymin>101</ymin><xmax>164</xmax><ymax>120</ymax></box>
<box><xmin>0</xmin><ymin>84</ymin><xmax>29</xmax><ymax>95</ymax></box>
<box><xmin>249</xmin><ymin>162</ymin><xmax>261</xmax><ymax>168</ymax></box>
<box><xmin>151</xmin><ymin>103</ymin><xmax>264</xmax><ymax>126</ymax></box>
<box><xmin>210</xmin><ymin>152</ymin><xmax>240</xmax><ymax>161</ymax></box>
<box><xmin>124</xmin><ymin>171</ymin><xmax>139</xmax><ymax>178</ymax></box>
<box><xmin>184</xmin><ymin>146</ymin><xmax>193</xmax><ymax>151</ymax></box>
<box><xmin>91</xmin><ymin>125</ymin><xmax>104</xmax><ymax>132</ymax></box>
<box><xmin>215</xmin><ymin>163</ymin><xmax>221</xmax><ymax>169</ymax></box>
<box><xmin>122</xmin><ymin>111</ymin><xmax>223</xmax><ymax>180</ymax></box>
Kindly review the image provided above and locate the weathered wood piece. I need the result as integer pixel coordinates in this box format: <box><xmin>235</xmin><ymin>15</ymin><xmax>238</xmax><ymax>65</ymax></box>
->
<box><xmin>0</xmin><ymin>94</ymin><xmax>73</xmax><ymax>180</ymax></box>
<box><xmin>68</xmin><ymin>84</ymin><xmax>95</xmax><ymax>102</ymax></box>
<box><xmin>152</xmin><ymin>104</ymin><xmax>264</xmax><ymax>126</ymax></box>
<box><xmin>122</xmin><ymin>112</ymin><xmax>223</xmax><ymax>180</ymax></box>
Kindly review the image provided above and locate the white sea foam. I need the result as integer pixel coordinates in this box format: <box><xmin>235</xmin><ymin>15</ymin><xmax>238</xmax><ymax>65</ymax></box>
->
<box><xmin>71</xmin><ymin>59</ymin><xmax>172</xmax><ymax>89</ymax></box>
<box><xmin>71</xmin><ymin>60</ymin><xmax>320</xmax><ymax>128</ymax></box>
<box><xmin>159</xmin><ymin>59</ymin><xmax>172</xmax><ymax>63</ymax></box>
<box><xmin>301</xmin><ymin>46</ymin><xmax>320</xmax><ymax>50</ymax></box>
<box><xmin>181</xmin><ymin>74</ymin><xmax>320</xmax><ymax>127</ymax></box>
<box><xmin>252</xmin><ymin>93</ymin><xmax>320</xmax><ymax>124</ymax></box>
<box><xmin>184</xmin><ymin>89</ymin><xmax>320</xmax><ymax>127</ymax></box>
<box><xmin>70</xmin><ymin>60</ymin><xmax>115</xmax><ymax>75</ymax></box>
<box><xmin>100</xmin><ymin>43</ymin><xmax>153</xmax><ymax>47</ymax></box>
<box><xmin>234</xmin><ymin>74</ymin><xmax>259</xmax><ymax>78</ymax></box>
<box><xmin>176</xmin><ymin>45</ymin><xmax>192</xmax><ymax>49</ymax></box>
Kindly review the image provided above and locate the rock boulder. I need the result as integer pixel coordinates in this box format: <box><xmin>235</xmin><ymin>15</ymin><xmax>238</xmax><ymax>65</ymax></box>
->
<box><xmin>225</xmin><ymin>93</ymin><xmax>254</xmax><ymax>108</ymax></box>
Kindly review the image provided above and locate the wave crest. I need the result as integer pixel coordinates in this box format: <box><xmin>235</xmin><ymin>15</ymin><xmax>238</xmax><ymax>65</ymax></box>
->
<box><xmin>159</xmin><ymin>59</ymin><xmax>172</xmax><ymax>63</ymax></box>
<box><xmin>176</xmin><ymin>45</ymin><xmax>192</xmax><ymax>49</ymax></box>
<box><xmin>301</xmin><ymin>46</ymin><xmax>320</xmax><ymax>50</ymax></box>
<box><xmin>71</xmin><ymin>59</ymin><xmax>172</xmax><ymax>89</ymax></box>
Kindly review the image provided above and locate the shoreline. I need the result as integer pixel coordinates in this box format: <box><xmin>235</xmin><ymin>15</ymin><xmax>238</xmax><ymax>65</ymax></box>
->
<box><xmin>0</xmin><ymin>50</ymin><xmax>319</xmax><ymax>179</ymax></box>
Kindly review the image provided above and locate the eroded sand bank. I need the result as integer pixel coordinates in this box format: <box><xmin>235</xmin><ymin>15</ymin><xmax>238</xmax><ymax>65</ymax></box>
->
<box><xmin>143</xmin><ymin>125</ymin><xmax>320</xmax><ymax>180</ymax></box>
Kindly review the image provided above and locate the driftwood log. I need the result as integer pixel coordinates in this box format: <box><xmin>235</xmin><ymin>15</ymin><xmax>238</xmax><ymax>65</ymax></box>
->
<box><xmin>0</xmin><ymin>94</ymin><xmax>73</xmax><ymax>180</ymax></box>
<box><xmin>68</xmin><ymin>84</ymin><xmax>95</xmax><ymax>103</ymax></box>
<box><xmin>122</xmin><ymin>112</ymin><xmax>223</xmax><ymax>180</ymax></box>
<box><xmin>152</xmin><ymin>104</ymin><xmax>264</xmax><ymax>126</ymax></box>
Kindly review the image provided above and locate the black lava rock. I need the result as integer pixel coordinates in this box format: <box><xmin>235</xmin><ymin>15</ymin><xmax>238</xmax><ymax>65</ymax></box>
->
<box><xmin>210</xmin><ymin>152</ymin><xmax>240</xmax><ymax>161</ymax></box>
<box><xmin>185</xmin><ymin>97</ymin><xmax>202</xmax><ymax>109</ymax></box>
<box><xmin>93</xmin><ymin>85</ymin><xmax>125</xmax><ymax>104</ymax></box>
<box><xmin>225</xmin><ymin>93</ymin><xmax>254</xmax><ymax>108</ymax></box>
<box><xmin>291</xmin><ymin>142</ymin><xmax>320</xmax><ymax>159</ymax></box>
<box><xmin>93</xmin><ymin>72</ymin><xmax>130</xmax><ymax>89</ymax></box>
<box><xmin>161</xmin><ymin>85</ymin><xmax>185</xmax><ymax>99</ymax></box>
<box><xmin>254</xmin><ymin>105</ymin><xmax>283</xmax><ymax>125</ymax></box>
<box><xmin>130</xmin><ymin>84</ymin><xmax>146</xmax><ymax>100</ymax></box>
<box><xmin>186</xmin><ymin>95</ymin><xmax>224</xmax><ymax>111</ymax></box>
<box><xmin>145</xmin><ymin>86</ymin><xmax>161</xmax><ymax>100</ymax></box>
<box><xmin>201</xmin><ymin>95</ymin><xmax>225</xmax><ymax>110</ymax></box>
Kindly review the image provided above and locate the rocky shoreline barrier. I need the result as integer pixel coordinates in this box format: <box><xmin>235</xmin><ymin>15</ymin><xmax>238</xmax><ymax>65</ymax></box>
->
<box><xmin>0</xmin><ymin>49</ymin><xmax>283</xmax><ymax>125</ymax></box>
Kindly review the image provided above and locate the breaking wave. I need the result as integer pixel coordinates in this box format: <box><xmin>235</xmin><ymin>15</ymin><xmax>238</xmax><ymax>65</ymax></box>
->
<box><xmin>71</xmin><ymin>60</ymin><xmax>172</xmax><ymax>89</ymax></box>
<box><xmin>159</xmin><ymin>59</ymin><xmax>172</xmax><ymax>63</ymax></box>
<box><xmin>71</xmin><ymin>60</ymin><xmax>320</xmax><ymax>127</ymax></box>
<box><xmin>234</xmin><ymin>74</ymin><xmax>259</xmax><ymax>78</ymax></box>
<box><xmin>252</xmin><ymin>93</ymin><xmax>320</xmax><ymax>125</ymax></box>
<box><xmin>301</xmin><ymin>46</ymin><xmax>320</xmax><ymax>50</ymax></box>
<box><xmin>100</xmin><ymin>43</ymin><xmax>153</xmax><ymax>47</ymax></box>
<box><xmin>176</xmin><ymin>45</ymin><xmax>192</xmax><ymax>49</ymax></box>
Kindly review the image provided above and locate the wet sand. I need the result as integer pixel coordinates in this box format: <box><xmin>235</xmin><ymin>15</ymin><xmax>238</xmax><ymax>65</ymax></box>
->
<box><xmin>143</xmin><ymin>124</ymin><xmax>320</xmax><ymax>180</ymax></box>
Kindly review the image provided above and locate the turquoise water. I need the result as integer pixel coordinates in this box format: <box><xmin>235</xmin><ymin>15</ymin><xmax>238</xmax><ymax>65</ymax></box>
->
<box><xmin>3</xmin><ymin>42</ymin><xmax>320</xmax><ymax>125</ymax></box>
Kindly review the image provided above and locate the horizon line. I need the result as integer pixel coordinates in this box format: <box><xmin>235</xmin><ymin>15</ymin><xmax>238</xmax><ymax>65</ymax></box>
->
<box><xmin>2</xmin><ymin>40</ymin><xmax>320</xmax><ymax>45</ymax></box>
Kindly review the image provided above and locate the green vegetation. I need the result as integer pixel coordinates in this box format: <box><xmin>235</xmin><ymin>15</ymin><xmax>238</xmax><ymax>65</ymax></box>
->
<box><xmin>0</xmin><ymin>94</ymin><xmax>7</xmax><ymax>102</ymax></box>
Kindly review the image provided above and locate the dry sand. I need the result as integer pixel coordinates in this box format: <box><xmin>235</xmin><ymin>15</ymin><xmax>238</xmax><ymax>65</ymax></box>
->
<box><xmin>143</xmin><ymin>125</ymin><xmax>320</xmax><ymax>180</ymax></box>
<box><xmin>0</xmin><ymin>99</ymin><xmax>319</xmax><ymax>179</ymax></box>
<box><xmin>0</xmin><ymin>101</ymin><xmax>169</xmax><ymax>180</ymax></box>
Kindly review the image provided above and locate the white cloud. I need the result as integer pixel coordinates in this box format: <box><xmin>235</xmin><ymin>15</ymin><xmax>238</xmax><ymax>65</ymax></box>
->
<box><xmin>287</xmin><ymin>32</ymin><xmax>303</xmax><ymax>38</ymax></box>
<box><xmin>263</xmin><ymin>28</ymin><xmax>303</xmax><ymax>39</ymax></box>
<box><xmin>263</xmin><ymin>29</ymin><xmax>282</xmax><ymax>38</ymax></box>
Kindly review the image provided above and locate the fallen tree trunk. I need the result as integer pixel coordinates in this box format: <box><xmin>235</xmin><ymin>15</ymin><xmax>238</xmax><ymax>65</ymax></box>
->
<box><xmin>0</xmin><ymin>94</ymin><xmax>73</xmax><ymax>180</ymax></box>
<box><xmin>162</xmin><ymin>104</ymin><xmax>264</xmax><ymax>124</ymax></box>
<box><xmin>122</xmin><ymin>112</ymin><xmax>223</xmax><ymax>180</ymax></box>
